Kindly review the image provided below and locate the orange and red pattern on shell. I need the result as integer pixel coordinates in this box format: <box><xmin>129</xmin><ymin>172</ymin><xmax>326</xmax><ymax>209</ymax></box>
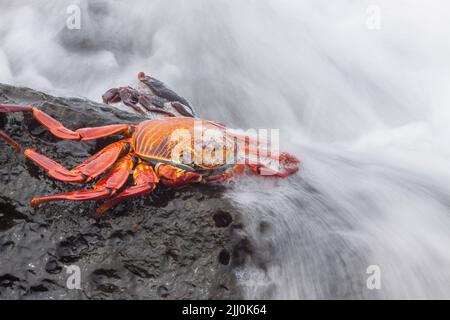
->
<box><xmin>132</xmin><ymin>117</ymin><xmax>237</xmax><ymax>170</ymax></box>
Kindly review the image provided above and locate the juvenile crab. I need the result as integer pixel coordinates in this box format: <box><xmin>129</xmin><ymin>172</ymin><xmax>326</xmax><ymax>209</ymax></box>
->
<box><xmin>102</xmin><ymin>72</ymin><xmax>196</xmax><ymax>118</ymax></box>
<box><xmin>0</xmin><ymin>75</ymin><xmax>299</xmax><ymax>219</ymax></box>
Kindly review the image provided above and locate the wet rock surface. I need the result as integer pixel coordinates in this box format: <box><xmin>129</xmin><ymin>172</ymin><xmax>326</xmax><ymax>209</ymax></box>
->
<box><xmin>0</xmin><ymin>84</ymin><xmax>242</xmax><ymax>299</ymax></box>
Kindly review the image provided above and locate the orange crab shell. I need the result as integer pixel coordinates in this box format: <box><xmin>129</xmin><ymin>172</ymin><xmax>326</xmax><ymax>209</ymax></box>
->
<box><xmin>132</xmin><ymin>117</ymin><xmax>238</xmax><ymax>172</ymax></box>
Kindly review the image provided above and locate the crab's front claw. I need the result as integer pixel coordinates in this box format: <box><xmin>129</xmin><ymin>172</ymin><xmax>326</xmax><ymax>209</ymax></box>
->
<box><xmin>249</xmin><ymin>152</ymin><xmax>300</xmax><ymax>177</ymax></box>
<box><xmin>102</xmin><ymin>87</ymin><xmax>145</xmax><ymax>115</ymax></box>
<box><xmin>277</xmin><ymin>152</ymin><xmax>300</xmax><ymax>176</ymax></box>
<box><xmin>102</xmin><ymin>88</ymin><xmax>122</xmax><ymax>104</ymax></box>
<box><xmin>0</xmin><ymin>130</ymin><xmax>21</xmax><ymax>152</ymax></box>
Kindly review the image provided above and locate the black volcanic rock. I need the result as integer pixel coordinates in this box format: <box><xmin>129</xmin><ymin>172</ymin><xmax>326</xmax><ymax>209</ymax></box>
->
<box><xmin>0</xmin><ymin>83</ymin><xmax>241</xmax><ymax>299</ymax></box>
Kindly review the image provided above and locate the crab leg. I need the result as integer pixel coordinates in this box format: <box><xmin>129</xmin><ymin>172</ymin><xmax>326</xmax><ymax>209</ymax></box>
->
<box><xmin>155</xmin><ymin>163</ymin><xmax>202</xmax><ymax>187</ymax></box>
<box><xmin>31</xmin><ymin>154</ymin><xmax>135</xmax><ymax>208</ymax></box>
<box><xmin>0</xmin><ymin>131</ymin><xmax>129</xmax><ymax>183</ymax></box>
<box><xmin>0</xmin><ymin>104</ymin><xmax>133</xmax><ymax>141</ymax></box>
<box><xmin>95</xmin><ymin>162</ymin><xmax>159</xmax><ymax>218</ymax></box>
<box><xmin>170</xmin><ymin>101</ymin><xmax>195</xmax><ymax>118</ymax></box>
<box><xmin>223</xmin><ymin>130</ymin><xmax>300</xmax><ymax>177</ymax></box>
<box><xmin>75</xmin><ymin>124</ymin><xmax>133</xmax><ymax>141</ymax></box>
<box><xmin>0</xmin><ymin>131</ymin><xmax>129</xmax><ymax>182</ymax></box>
<box><xmin>0</xmin><ymin>130</ymin><xmax>21</xmax><ymax>152</ymax></box>
<box><xmin>24</xmin><ymin>139</ymin><xmax>130</xmax><ymax>183</ymax></box>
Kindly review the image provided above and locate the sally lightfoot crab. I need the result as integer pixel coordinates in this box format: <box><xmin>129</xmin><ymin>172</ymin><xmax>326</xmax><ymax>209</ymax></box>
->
<box><xmin>0</xmin><ymin>98</ymin><xmax>299</xmax><ymax>220</ymax></box>
<box><xmin>102</xmin><ymin>72</ymin><xmax>196</xmax><ymax>117</ymax></box>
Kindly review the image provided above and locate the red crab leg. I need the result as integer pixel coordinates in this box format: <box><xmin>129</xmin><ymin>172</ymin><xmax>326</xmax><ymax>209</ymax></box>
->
<box><xmin>31</xmin><ymin>154</ymin><xmax>135</xmax><ymax>208</ymax></box>
<box><xmin>0</xmin><ymin>104</ymin><xmax>78</xmax><ymax>139</ymax></box>
<box><xmin>0</xmin><ymin>132</ymin><xmax>79</xmax><ymax>182</ymax></box>
<box><xmin>0</xmin><ymin>104</ymin><xmax>133</xmax><ymax>141</ymax></box>
<box><xmin>24</xmin><ymin>139</ymin><xmax>130</xmax><ymax>183</ymax></box>
<box><xmin>226</xmin><ymin>131</ymin><xmax>299</xmax><ymax>177</ymax></box>
<box><xmin>76</xmin><ymin>124</ymin><xmax>133</xmax><ymax>141</ymax></box>
<box><xmin>0</xmin><ymin>130</ymin><xmax>21</xmax><ymax>152</ymax></box>
<box><xmin>95</xmin><ymin>162</ymin><xmax>159</xmax><ymax>218</ymax></box>
<box><xmin>155</xmin><ymin>163</ymin><xmax>202</xmax><ymax>187</ymax></box>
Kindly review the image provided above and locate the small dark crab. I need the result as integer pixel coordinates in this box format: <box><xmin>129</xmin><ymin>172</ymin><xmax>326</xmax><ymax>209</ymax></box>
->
<box><xmin>102</xmin><ymin>72</ymin><xmax>196</xmax><ymax>118</ymax></box>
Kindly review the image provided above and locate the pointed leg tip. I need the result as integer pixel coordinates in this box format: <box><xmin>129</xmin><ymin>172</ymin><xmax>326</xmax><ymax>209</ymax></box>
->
<box><xmin>30</xmin><ymin>198</ymin><xmax>41</xmax><ymax>208</ymax></box>
<box><xmin>95</xmin><ymin>209</ymin><xmax>105</xmax><ymax>220</ymax></box>
<box><xmin>0</xmin><ymin>130</ymin><xmax>21</xmax><ymax>152</ymax></box>
<box><xmin>23</xmin><ymin>148</ymin><xmax>35</xmax><ymax>156</ymax></box>
<box><xmin>95</xmin><ymin>204</ymin><xmax>110</xmax><ymax>219</ymax></box>
<box><xmin>0</xmin><ymin>104</ymin><xmax>33</xmax><ymax>112</ymax></box>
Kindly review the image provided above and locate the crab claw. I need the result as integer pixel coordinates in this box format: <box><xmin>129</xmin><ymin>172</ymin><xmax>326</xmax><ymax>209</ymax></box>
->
<box><xmin>102</xmin><ymin>88</ymin><xmax>122</xmax><ymax>104</ymax></box>
<box><xmin>102</xmin><ymin>86</ymin><xmax>145</xmax><ymax>115</ymax></box>
<box><xmin>0</xmin><ymin>130</ymin><xmax>21</xmax><ymax>152</ymax></box>
<box><xmin>171</xmin><ymin>101</ymin><xmax>196</xmax><ymax>118</ymax></box>
<box><xmin>249</xmin><ymin>152</ymin><xmax>300</xmax><ymax>177</ymax></box>
<box><xmin>277</xmin><ymin>152</ymin><xmax>300</xmax><ymax>176</ymax></box>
